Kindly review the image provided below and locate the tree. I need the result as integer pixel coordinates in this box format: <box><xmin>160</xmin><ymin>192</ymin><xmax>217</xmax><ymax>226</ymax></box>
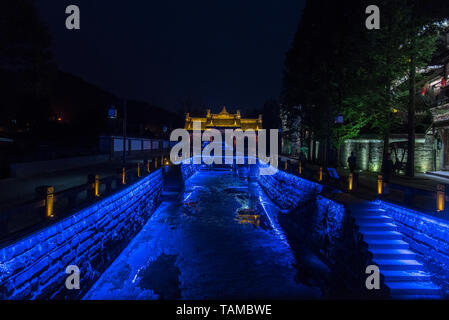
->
<box><xmin>403</xmin><ymin>1</ymin><xmax>443</xmax><ymax>176</ymax></box>
<box><xmin>282</xmin><ymin>0</ymin><xmax>448</xmax><ymax>172</ymax></box>
<box><xmin>363</xmin><ymin>0</ymin><xmax>411</xmax><ymax>168</ymax></box>
<box><xmin>283</xmin><ymin>0</ymin><xmax>376</xmax><ymax>166</ymax></box>
<box><xmin>262</xmin><ymin>99</ymin><xmax>281</xmax><ymax>130</ymax></box>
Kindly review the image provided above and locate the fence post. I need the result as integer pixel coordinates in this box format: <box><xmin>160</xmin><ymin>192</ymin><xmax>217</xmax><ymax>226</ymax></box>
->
<box><xmin>437</xmin><ymin>184</ymin><xmax>445</xmax><ymax>212</ymax></box>
<box><xmin>319</xmin><ymin>167</ymin><xmax>323</xmax><ymax>182</ymax></box>
<box><xmin>284</xmin><ymin>160</ymin><xmax>288</xmax><ymax>171</ymax></box>
<box><xmin>122</xmin><ymin>167</ymin><xmax>126</xmax><ymax>185</ymax></box>
<box><xmin>147</xmin><ymin>160</ymin><xmax>151</xmax><ymax>173</ymax></box>
<box><xmin>377</xmin><ymin>175</ymin><xmax>383</xmax><ymax>196</ymax></box>
<box><xmin>46</xmin><ymin>186</ymin><xmax>54</xmax><ymax>218</ymax></box>
<box><xmin>94</xmin><ymin>175</ymin><xmax>100</xmax><ymax>197</ymax></box>
<box><xmin>87</xmin><ymin>174</ymin><xmax>99</xmax><ymax>199</ymax></box>
<box><xmin>298</xmin><ymin>162</ymin><xmax>302</xmax><ymax>176</ymax></box>
<box><xmin>137</xmin><ymin>163</ymin><xmax>141</xmax><ymax>178</ymax></box>
<box><xmin>155</xmin><ymin>158</ymin><xmax>158</xmax><ymax>169</ymax></box>
<box><xmin>348</xmin><ymin>173</ymin><xmax>353</xmax><ymax>192</ymax></box>
<box><xmin>36</xmin><ymin>186</ymin><xmax>55</xmax><ymax>218</ymax></box>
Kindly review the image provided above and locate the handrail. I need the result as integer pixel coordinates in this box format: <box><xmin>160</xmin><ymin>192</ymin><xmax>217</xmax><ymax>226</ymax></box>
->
<box><xmin>0</xmin><ymin>154</ymin><xmax>170</xmax><ymax>244</ymax></box>
<box><xmin>279</xmin><ymin>157</ymin><xmax>446</xmax><ymax>215</ymax></box>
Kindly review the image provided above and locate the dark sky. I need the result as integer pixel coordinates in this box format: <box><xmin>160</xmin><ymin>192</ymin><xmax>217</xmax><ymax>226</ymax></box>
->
<box><xmin>35</xmin><ymin>0</ymin><xmax>305</xmax><ymax>113</ymax></box>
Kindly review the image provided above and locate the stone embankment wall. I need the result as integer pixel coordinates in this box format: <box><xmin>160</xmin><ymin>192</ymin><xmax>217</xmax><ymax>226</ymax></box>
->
<box><xmin>0</xmin><ymin>170</ymin><xmax>163</xmax><ymax>300</ymax></box>
<box><xmin>341</xmin><ymin>134</ymin><xmax>437</xmax><ymax>173</ymax></box>
<box><xmin>258</xmin><ymin>171</ymin><xmax>380</xmax><ymax>297</ymax></box>
<box><xmin>181</xmin><ymin>161</ymin><xmax>198</xmax><ymax>181</ymax></box>
<box><xmin>258</xmin><ymin>170</ymin><xmax>322</xmax><ymax>210</ymax></box>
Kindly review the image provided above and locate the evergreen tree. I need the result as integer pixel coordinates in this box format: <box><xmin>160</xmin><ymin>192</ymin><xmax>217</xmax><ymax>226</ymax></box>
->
<box><xmin>283</xmin><ymin>0</ymin><xmax>448</xmax><ymax>171</ymax></box>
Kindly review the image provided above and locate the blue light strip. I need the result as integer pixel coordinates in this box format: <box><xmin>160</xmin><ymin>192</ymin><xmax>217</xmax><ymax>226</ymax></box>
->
<box><xmin>259</xmin><ymin>195</ymin><xmax>289</xmax><ymax>247</ymax></box>
<box><xmin>377</xmin><ymin>200</ymin><xmax>449</xmax><ymax>228</ymax></box>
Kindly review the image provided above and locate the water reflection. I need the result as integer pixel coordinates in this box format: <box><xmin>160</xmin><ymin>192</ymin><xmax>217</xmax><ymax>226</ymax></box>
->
<box><xmin>236</xmin><ymin>212</ymin><xmax>261</xmax><ymax>226</ymax></box>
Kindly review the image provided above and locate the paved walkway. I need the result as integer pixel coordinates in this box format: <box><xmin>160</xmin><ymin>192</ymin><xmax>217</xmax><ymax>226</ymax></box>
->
<box><xmin>0</xmin><ymin>159</ymin><xmax>147</xmax><ymax>209</ymax></box>
<box><xmin>280</xmin><ymin>155</ymin><xmax>449</xmax><ymax>219</ymax></box>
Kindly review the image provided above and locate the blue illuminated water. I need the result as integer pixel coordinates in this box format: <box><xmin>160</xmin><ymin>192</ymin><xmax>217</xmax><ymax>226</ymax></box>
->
<box><xmin>84</xmin><ymin>171</ymin><xmax>321</xmax><ymax>299</ymax></box>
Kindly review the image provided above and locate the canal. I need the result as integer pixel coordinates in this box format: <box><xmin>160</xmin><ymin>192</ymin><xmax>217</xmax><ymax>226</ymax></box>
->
<box><xmin>84</xmin><ymin>169</ymin><xmax>323</xmax><ymax>299</ymax></box>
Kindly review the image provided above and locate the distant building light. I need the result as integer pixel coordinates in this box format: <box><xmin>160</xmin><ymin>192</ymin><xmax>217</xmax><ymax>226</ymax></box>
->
<box><xmin>334</xmin><ymin>115</ymin><xmax>344</xmax><ymax>124</ymax></box>
<box><xmin>108</xmin><ymin>106</ymin><xmax>118</xmax><ymax>119</ymax></box>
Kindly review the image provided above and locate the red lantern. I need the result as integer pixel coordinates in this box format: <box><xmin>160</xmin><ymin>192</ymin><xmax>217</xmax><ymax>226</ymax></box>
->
<box><xmin>441</xmin><ymin>77</ymin><xmax>447</xmax><ymax>88</ymax></box>
<box><xmin>421</xmin><ymin>87</ymin><xmax>427</xmax><ymax>96</ymax></box>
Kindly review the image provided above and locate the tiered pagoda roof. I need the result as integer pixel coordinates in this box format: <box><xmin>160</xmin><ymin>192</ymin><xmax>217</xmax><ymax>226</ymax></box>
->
<box><xmin>184</xmin><ymin>107</ymin><xmax>262</xmax><ymax>131</ymax></box>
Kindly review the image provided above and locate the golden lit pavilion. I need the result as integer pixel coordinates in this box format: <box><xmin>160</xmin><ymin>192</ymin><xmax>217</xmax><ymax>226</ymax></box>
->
<box><xmin>184</xmin><ymin>107</ymin><xmax>262</xmax><ymax>131</ymax></box>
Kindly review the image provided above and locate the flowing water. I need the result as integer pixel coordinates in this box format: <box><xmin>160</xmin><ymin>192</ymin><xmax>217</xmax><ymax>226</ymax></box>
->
<box><xmin>84</xmin><ymin>170</ymin><xmax>321</xmax><ymax>299</ymax></box>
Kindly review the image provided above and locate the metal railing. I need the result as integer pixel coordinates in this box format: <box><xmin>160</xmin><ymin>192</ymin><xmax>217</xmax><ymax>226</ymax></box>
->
<box><xmin>0</xmin><ymin>156</ymin><xmax>171</xmax><ymax>245</ymax></box>
<box><xmin>279</xmin><ymin>158</ymin><xmax>448</xmax><ymax>215</ymax></box>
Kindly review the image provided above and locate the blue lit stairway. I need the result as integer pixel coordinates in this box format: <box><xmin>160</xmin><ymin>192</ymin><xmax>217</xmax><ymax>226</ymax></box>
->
<box><xmin>350</xmin><ymin>203</ymin><xmax>441</xmax><ymax>299</ymax></box>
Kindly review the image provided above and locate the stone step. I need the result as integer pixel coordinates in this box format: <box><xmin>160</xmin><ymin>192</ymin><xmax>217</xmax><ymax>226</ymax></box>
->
<box><xmin>161</xmin><ymin>191</ymin><xmax>180</xmax><ymax>201</ymax></box>
<box><xmin>392</xmin><ymin>294</ymin><xmax>442</xmax><ymax>300</ymax></box>
<box><xmin>370</xmin><ymin>248</ymin><xmax>416</xmax><ymax>259</ymax></box>
<box><xmin>382</xmin><ymin>270</ymin><xmax>431</xmax><ymax>282</ymax></box>
<box><xmin>359</xmin><ymin>223</ymin><xmax>397</xmax><ymax>232</ymax></box>
<box><xmin>362</xmin><ymin>231</ymin><xmax>403</xmax><ymax>240</ymax></box>
<box><xmin>355</xmin><ymin>215</ymin><xmax>393</xmax><ymax>223</ymax></box>
<box><xmin>374</xmin><ymin>259</ymin><xmax>423</xmax><ymax>271</ymax></box>
<box><xmin>164</xmin><ymin>186</ymin><xmax>181</xmax><ymax>191</ymax></box>
<box><xmin>365</xmin><ymin>239</ymin><xmax>410</xmax><ymax>249</ymax></box>
<box><xmin>352</xmin><ymin>205</ymin><xmax>441</xmax><ymax>299</ymax></box>
<box><xmin>386</xmin><ymin>281</ymin><xmax>441</xmax><ymax>296</ymax></box>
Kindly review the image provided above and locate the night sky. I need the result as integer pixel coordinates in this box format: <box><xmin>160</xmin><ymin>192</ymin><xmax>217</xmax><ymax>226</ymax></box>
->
<box><xmin>35</xmin><ymin>0</ymin><xmax>305</xmax><ymax>113</ymax></box>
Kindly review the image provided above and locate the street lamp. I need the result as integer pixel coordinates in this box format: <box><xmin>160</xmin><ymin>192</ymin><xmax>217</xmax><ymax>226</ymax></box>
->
<box><xmin>108</xmin><ymin>100</ymin><xmax>127</xmax><ymax>164</ymax></box>
<box><xmin>108</xmin><ymin>106</ymin><xmax>117</xmax><ymax>119</ymax></box>
<box><xmin>334</xmin><ymin>113</ymin><xmax>344</xmax><ymax>124</ymax></box>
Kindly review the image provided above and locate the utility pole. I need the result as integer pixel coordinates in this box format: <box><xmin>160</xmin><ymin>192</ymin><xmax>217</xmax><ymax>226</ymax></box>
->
<box><xmin>122</xmin><ymin>100</ymin><xmax>127</xmax><ymax>165</ymax></box>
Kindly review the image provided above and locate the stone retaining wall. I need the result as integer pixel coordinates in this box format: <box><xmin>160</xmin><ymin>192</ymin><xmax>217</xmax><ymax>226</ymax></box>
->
<box><xmin>181</xmin><ymin>161</ymin><xmax>198</xmax><ymax>181</ymax></box>
<box><xmin>258</xmin><ymin>169</ymin><xmax>322</xmax><ymax>210</ymax></box>
<box><xmin>341</xmin><ymin>134</ymin><xmax>438</xmax><ymax>173</ymax></box>
<box><xmin>380</xmin><ymin>201</ymin><xmax>449</xmax><ymax>294</ymax></box>
<box><xmin>0</xmin><ymin>170</ymin><xmax>163</xmax><ymax>300</ymax></box>
<box><xmin>258</xmin><ymin>170</ymin><xmax>379</xmax><ymax>297</ymax></box>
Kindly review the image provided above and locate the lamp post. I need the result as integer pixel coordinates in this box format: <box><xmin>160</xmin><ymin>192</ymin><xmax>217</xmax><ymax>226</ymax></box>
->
<box><xmin>122</xmin><ymin>100</ymin><xmax>127</xmax><ymax>165</ymax></box>
<box><xmin>108</xmin><ymin>100</ymin><xmax>127</xmax><ymax>165</ymax></box>
<box><xmin>334</xmin><ymin>113</ymin><xmax>344</xmax><ymax>167</ymax></box>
